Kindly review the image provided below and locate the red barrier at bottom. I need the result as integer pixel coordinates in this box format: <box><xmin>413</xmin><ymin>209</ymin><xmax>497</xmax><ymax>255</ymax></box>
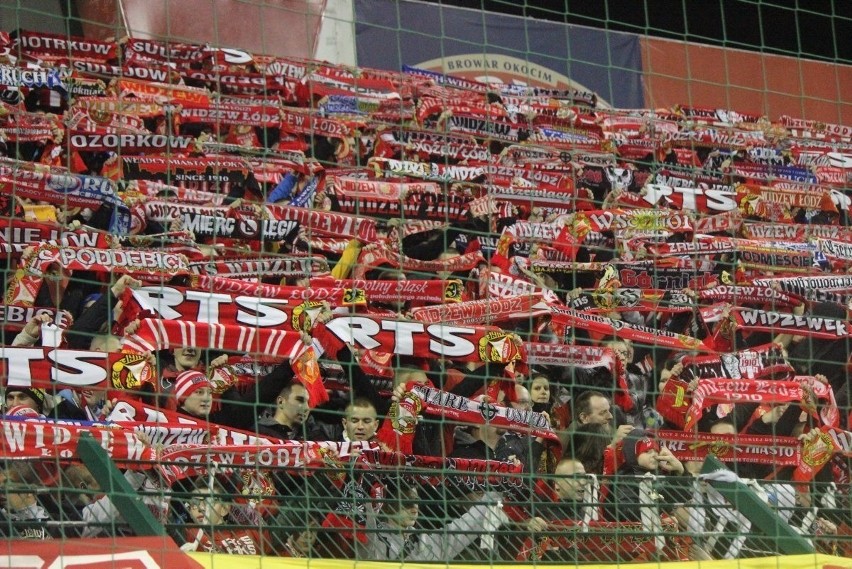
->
<box><xmin>0</xmin><ymin>536</ymin><xmax>202</xmax><ymax>569</ymax></box>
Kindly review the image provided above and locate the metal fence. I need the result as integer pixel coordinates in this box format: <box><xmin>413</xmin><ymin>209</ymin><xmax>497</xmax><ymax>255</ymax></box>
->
<box><xmin>1</xmin><ymin>450</ymin><xmax>848</xmax><ymax>561</ymax></box>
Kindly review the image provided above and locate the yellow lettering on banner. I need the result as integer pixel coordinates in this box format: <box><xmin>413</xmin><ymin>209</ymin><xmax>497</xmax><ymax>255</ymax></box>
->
<box><xmin>187</xmin><ymin>553</ymin><xmax>852</xmax><ymax>569</ymax></box>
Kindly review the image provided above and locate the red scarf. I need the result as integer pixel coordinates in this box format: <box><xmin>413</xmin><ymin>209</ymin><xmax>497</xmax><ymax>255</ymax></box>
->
<box><xmin>262</xmin><ymin>203</ymin><xmax>376</xmax><ymax>242</ymax></box>
<box><xmin>328</xmin><ymin>182</ymin><xmax>473</xmax><ymax>223</ymax></box>
<box><xmin>657</xmin><ymin>429</ymin><xmax>800</xmax><ymax>466</ymax></box>
<box><xmin>411</xmin><ymin>295</ymin><xmax>548</xmax><ymax>325</ymax></box>
<box><xmin>312</xmin><ymin>315</ymin><xmax>525</xmax><ymax>364</ymax></box>
<box><xmin>189</xmin><ymin>274</ymin><xmax>358</xmax><ymax>303</ymax></box>
<box><xmin>25</xmin><ymin>242</ymin><xmax>189</xmax><ymax>278</ymax></box>
<box><xmin>694</xmin><ymin>209</ymin><xmax>743</xmax><ymax>233</ymax></box>
<box><xmin>329</xmin><ymin>175</ymin><xmax>441</xmax><ymax>200</ymax></box>
<box><xmin>0</xmin><ymin>219</ymin><xmax>111</xmax><ymax>255</ymax></box>
<box><xmin>479</xmin><ymin>269</ymin><xmax>562</xmax><ymax>305</ymax></box>
<box><xmin>684</xmin><ymin>376</ymin><xmax>839</xmax><ymax>430</ymax></box>
<box><xmin>372</xmin><ymin>129</ymin><xmax>488</xmax><ymax>163</ymax></box>
<box><xmin>741</xmin><ymin>220</ymin><xmax>852</xmax><ymax>241</ymax></box>
<box><xmin>353</xmin><ymin>242</ymin><xmax>484</xmax><ymax>280</ymax></box>
<box><xmin>68</xmin><ymin>129</ymin><xmax>196</xmax><ymax>153</ymax></box>
<box><xmin>159</xmin><ymin>443</ymin><xmax>331</xmax><ymax>482</ymax></box>
<box><xmin>311</xmin><ymin>278</ymin><xmax>464</xmax><ymax>305</ymax></box>
<box><xmin>573</xmin><ymin>208</ymin><xmax>693</xmax><ymax>234</ymax></box>
<box><xmin>549</xmin><ymin>306</ymin><xmax>714</xmax><ymax>353</ymax></box>
<box><xmin>121</xmin><ymin>318</ymin><xmax>306</xmax><ymax>358</ymax></box>
<box><xmin>0</xmin><ymin>417</ymin><xmax>156</xmax><ymax>466</ymax></box>
<box><xmin>1</xmin><ymin>347</ymin><xmax>154</xmax><ymax>392</ymax></box>
<box><xmin>178</xmin><ymin>100</ymin><xmax>283</xmax><ymax>126</ymax></box>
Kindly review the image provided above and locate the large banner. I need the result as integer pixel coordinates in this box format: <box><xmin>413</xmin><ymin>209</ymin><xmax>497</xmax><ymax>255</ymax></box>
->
<box><xmin>354</xmin><ymin>0</ymin><xmax>644</xmax><ymax>108</ymax></box>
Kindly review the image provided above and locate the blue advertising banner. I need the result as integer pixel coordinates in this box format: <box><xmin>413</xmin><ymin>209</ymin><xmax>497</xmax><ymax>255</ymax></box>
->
<box><xmin>353</xmin><ymin>0</ymin><xmax>644</xmax><ymax>108</ymax></box>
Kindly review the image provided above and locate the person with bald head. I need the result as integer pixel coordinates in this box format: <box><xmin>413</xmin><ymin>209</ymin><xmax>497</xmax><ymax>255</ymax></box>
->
<box><xmin>512</xmin><ymin>456</ymin><xmax>597</xmax><ymax>562</ymax></box>
<box><xmin>553</xmin><ymin>459</ymin><xmax>590</xmax><ymax>505</ymax></box>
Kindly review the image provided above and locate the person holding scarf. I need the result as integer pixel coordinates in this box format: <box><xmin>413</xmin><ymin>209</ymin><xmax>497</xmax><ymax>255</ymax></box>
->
<box><xmin>603</xmin><ymin>429</ymin><xmax>685</xmax><ymax>523</ymax></box>
<box><xmin>173</xmin><ymin>370</ymin><xmax>214</xmax><ymax>420</ymax></box>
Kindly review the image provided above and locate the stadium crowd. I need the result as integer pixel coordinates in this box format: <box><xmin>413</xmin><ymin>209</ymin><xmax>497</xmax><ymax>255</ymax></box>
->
<box><xmin>0</xmin><ymin>28</ymin><xmax>851</xmax><ymax>562</ymax></box>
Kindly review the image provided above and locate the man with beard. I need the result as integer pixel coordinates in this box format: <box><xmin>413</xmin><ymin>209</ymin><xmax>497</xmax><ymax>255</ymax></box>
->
<box><xmin>569</xmin><ymin>390</ymin><xmax>633</xmax><ymax>445</ymax></box>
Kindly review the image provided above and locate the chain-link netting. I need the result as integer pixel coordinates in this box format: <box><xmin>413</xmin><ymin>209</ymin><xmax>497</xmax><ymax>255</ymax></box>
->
<box><xmin>1</xmin><ymin>455</ymin><xmax>849</xmax><ymax>560</ymax></box>
<box><xmin>0</xmin><ymin>0</ymin><xmax>851</xmax><ymax>565</ymax></box>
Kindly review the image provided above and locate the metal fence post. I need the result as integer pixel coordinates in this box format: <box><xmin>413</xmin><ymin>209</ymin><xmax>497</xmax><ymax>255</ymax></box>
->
<box><xmin>77</xmin><ymin>431</ymin><xmax>165</xmax><ymax>536</ymax></box>
<box><xmin>700</xmin><ymin>455</ymin><xmax>814</xmax><ymax>555</ymax></box>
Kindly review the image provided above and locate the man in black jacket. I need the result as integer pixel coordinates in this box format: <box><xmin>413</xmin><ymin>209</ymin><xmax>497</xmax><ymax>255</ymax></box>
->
<box><xmin>257</xmin><ymin>382</ymin><xmax>312</xmax><ymax>440</ymax></box>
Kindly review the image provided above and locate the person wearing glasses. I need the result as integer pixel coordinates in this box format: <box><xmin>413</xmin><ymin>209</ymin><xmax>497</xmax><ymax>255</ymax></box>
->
<box><xmin>180</xmin><ymin>477</ymin><xmax>275</xmax><ymax>555</ymax></box>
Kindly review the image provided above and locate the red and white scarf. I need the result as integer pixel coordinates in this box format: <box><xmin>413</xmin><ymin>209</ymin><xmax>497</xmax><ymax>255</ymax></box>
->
<box><xmin>121</xmin><ymin>318</ymin><xmax>307</xmax><ymax>359</ymax></box>
<box><xmin>1</xmin><ymin>347</ymin><xmax>155</xmax><ymax>392</ymax></box>
<box><xmin>657</xmin><ymin>429</ymin><xmax>800</xmax><ymax>466</ymax></box>
<box><xmin>0</xmin><ymin>417</ymin><xmax>156</xmax><ymax>466</ymax></box>
<box><xmin>684</xmin><ymin>376</ymin><xmax>839</xmax><ymax>430</ymax></box>
<box><xmin>411</xmin><ymin>295</ymin><xmax>548</xmax><ymax>325</ymax></box>
<box><xmin>549</xmin><ymin>306</ymin><xmax>715</xmax><ymax>353</ymax></box>
<box><xmin>312</xmin><ymin>315</ymin><xmax>525</xmax><ymax>365</ymax></box>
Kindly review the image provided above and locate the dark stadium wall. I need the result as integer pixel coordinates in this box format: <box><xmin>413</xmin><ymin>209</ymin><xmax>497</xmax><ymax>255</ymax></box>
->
<box><xmin>641</xmin><ymin>37</ymin><xmax>852</xmax><ymax>125</ymax></box>
<box><xmin>0</xmin><ymin>0</ymin><xmax>67</xmax><ymax>35</ymax></box>
<box><xmin>353</xmin><ymin>0</ymin><xmax>850</xmax><ymax>124</ymax></box>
